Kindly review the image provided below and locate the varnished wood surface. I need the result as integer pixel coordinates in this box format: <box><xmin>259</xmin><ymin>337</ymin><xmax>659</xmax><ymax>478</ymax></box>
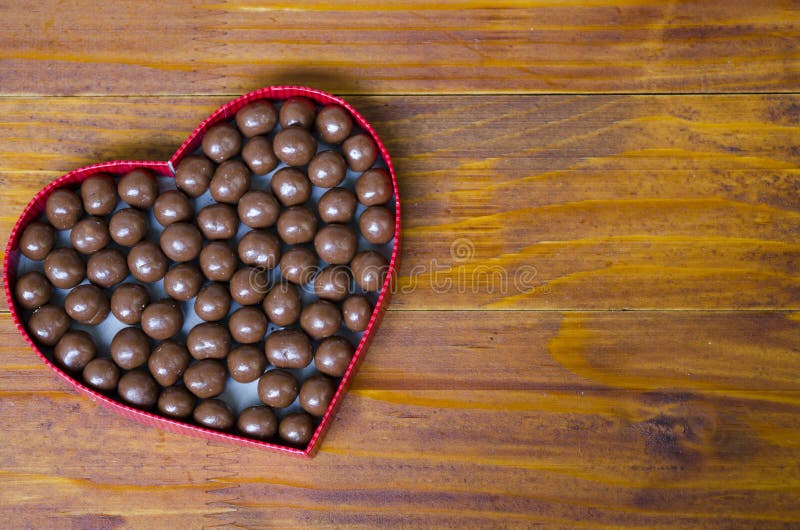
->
<box><xmin>1</xmin><ymin>1</ymin><xmax>800</xmax><ymax>528</ymax></box>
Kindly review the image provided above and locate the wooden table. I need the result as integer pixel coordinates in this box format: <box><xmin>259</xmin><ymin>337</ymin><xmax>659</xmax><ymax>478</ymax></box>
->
<box><xmin>1</xmin><ymin>1</ymin><xmax>799</xmax><ymax>527</ymax></box>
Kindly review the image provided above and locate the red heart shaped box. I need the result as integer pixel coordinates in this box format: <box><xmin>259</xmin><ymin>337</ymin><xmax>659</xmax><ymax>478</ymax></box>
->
<box><xmin>2</xmin><ymin>86</ymin><xmax>400</xmax><ymax>457</ymax></box>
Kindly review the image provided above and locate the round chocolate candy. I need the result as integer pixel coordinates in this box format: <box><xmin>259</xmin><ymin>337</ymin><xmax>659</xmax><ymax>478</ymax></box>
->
<box><xmin>199</xmin><ymin>241</ymin><xmax>237</xmax><ymax>282</ymax></box>
<box><xmin>299</xmin><ymin>374</ymin><xmax>336</xmax><ymax>416</ymax></box>
<box><xmin>308</xmin><ymin>150</ymin><xmax>346</xmax><ymax>188</ymax></box>
<box><xmin>111</xmin><ymin>327</ymin><xmax>151</xmax><ymax>370</ymax></box>
<box><xmin>279</xmin><ymin>412</ymin><xmax>314</xmax><ymax>445</ymax></box>
<box><xmin>194</xmin><ymin>283</ymin><xmax>232</xmax><ymax>322</ymax></box>
<box><xmin>153</xmin><ymin>189</ymin><xmax>193</xmax><ymax>227</ymax></box>
<box><xmin>230</xmin><ymin>267</ymin><xmax>269</xmax><ymax>306</ymax></box>
<box><xmin>109</xmin><ymin>208</ymin><xmax>148</xmax><ymax>247</ymax></box>
<box><xmin>277</xmin><ymin>206</ymin><xmax>317</xmax><ymax>244</ymax></box>
<box><xmin>279</xmin><ymin>247</ymin><xmax>317</xmax><ymax>285</ymax></box>
<box><xmin>318</xmin><ymin>188</ymin><xmax>357</xmax><ymax>224</ymax></box>
<box><xmin>45</xmin><ymin>189</ymin><xmax>83</xmax><ymax>230</ymax></box>
<box><xmin>82</xmin><ymin>358</ymin><xmax>120</xmax><ymax>392</ymax></box>
<box><xmin>86</xmin><ymin>248</ymin><xmax>128</xmax><ymax>288</ymax></box>
<box><xmin>270</xmin><ymin>167</ymin><xmax>311</xmax><ymax>207</ymax></box>
<box><xmin>210</xmin><ymin>160</ymin><xmax>251</xmax><ymax>204</ymax></box>
<box><xmin>227</xmin><ymin>344</ymin><xmax>267</xmax><ymax>383</ymax></box>
<box><xmin>193</xmin><ymin>399</ymin><xmax>234</xmax><ymax>430</ymax></box>
<box><xmin>70</xmin><ymin>216</ymin><xmax>110</xmax><ymax>255</ymax></box>
<box><xmin>355</xmin><ymin>168</ymin><xmax>393</xmax><ymax>206</ymax></box>
<box><xmin>128</xmin><ymin>241</ymin><xmax>168</xmax><ymax>282</ymax></box>
<box><xmin>19</xmin><ymin>221</ymin><xmax>55</xmax><ymax>261</ymax></box>
<box><xmin>163</xmin><ymin>263</ymin><xmax>203</xmax><ymax>301</ymax></box>
<box><xmin>315</xmin><ymin>105</ymin><xmax>353</xmax><ymax>144</ymax></box>
<box><xmin>80</xmin><ymin>173</ymin><xmax>117</xmax><ymax>216</ymax></box>
<box><xmin>238</xmin><ymin>230</ymin><xmax>281</xmax><ymax>269</ymax></box>
<box><xmin>148</xmin><ymin>340</ymin><xmax>191</xmax><ymax>387</ymax></box>
<box><xmin>264</xmin><ymin>328</ymin><xmax>313</xmax><ymax>369</ymax></box>
<box><xmin>241</xmin><ymin>136</ymin><xmax>279</xmax><ymax>175</ymax></box>
<box><xmin>183</xmin><ymin>359</ymin><xmax>227</xmax><ymax>398</ymax></box>
<box><xmin>273</xmin><ymin>127</ymin><xmax>317</xmax><ymax>167</ymax></box>
<box><xmin>236</xmin><ymin>100</ymin><xmax>277</xmax><ymax>137</ymax></box>
<box><xmin>350</xmin><ymin>251</ymin><xmax>389</xmax><ymax>292</ymax></box>
<box><xmin>118</xmin><ymin>370</ymin><xmax>159</xmax><ymax>408</ymax></box>
<box><xmin>237</xmin><ymin>406</ymin><xmax>277</xmax><ymax>440</ymax></box>
<box><xmin>300</xmin><ymin>301</ymin><xmax>342</xmax><ymax>340</ymax></box>
<box><xmin>262</xmin><ymin>282</ymin><xmax>301</xmax><ymax>326</ymax></box>
<box><xmin>313</xmin><ymin>265</ymin><xmax>350</xmax><ymax>302</ymax></box>
<box><xmin>358</xmin><ymin>206</ymin><xmax>395</xmax><ymax>244</ymax></box>
<box><xmin>202</xmin><ymin>122</ymin><xmax>242</xmax><ymax>163</ymax></box>
<box><xmin>197</xmin><ymin>203</ymin><xmax>238</xmax><ymax>240</ymax></box>
<box><xmin>157</xmin><ymin>386</ymin><xmax>196</xmax><ymax>419</ymax></box>
<box><xmin>342</xmin><ymin>133</ymin><xmax>378</xmax><ymax>172</ymax></box>
<box><xmin>141</xmin><ymin>299</ymin><xmax>184</xmax><ymax>340</ymax></box>
<box><xmin>44</xmin><ymin>248</ymin><xmax>85</xmax><ymax>289</ymax></box>
<box><xmin>110</xmin><ymin>283</ymin><xmax>150</xmax><ymax>325</ymax></box>
<box><xmin>64</xmin><ymin>284</ymin><xmax>110</xmax><ymax>325</ymax></box>
<box><xmin>14</xmin><ymin>271</ymin><xmax>52</xmax><ymax>310</ymax></box>
<box><xmin>228</xmin><ymin>306</ymin><xmax>268</xmax><ymax>344</ymax></box>
<box><xmin>238</xmin><ymin>190</ymin><xmax>280</xmax><ymax>228</ymax></box>
<box><xmin>160</xmin><ymin>222</ymin><xmax>202</xmax><ymax>262</ymax></box>
<box><xmin>54</xmin><ymin>330</ymin><xmax>97</xmax><ymax>372</ymax></box>
<box><xmin>315</xmin><ymin>336</ymin><xmax>355</xmax><ymax>377</ymax></box>
<box><xmin>174</xmin><ymin>155</ymin><xmax>214</xmax><ymax>198</ymax></box>
<box><xmin>280</xmin><ymin>97</ymin><xmax>316</xmax><ymax>129</ymax></box>
<box><xmin>342</xmin><ymin>295</ymin><xmax>372</xmax><ymax>332</ymax></box>
<box><xmin>258</xmin><ymin>369</ymin><xmax>299</xmax><ymax>408</ymax></box>
<box><xmin>313</xmin><ymin>224</ymin><xmax>357</xmax><ymax>265</ymax></box>
<box><xmin>118</xmin><ymin>168</ymin><xmax>158</xmax><ymax>209</ymax></box>
<box><xmin>187</xmin><ymin>322</ymin><xmax>231</xmax><ymax>360</ymax></box>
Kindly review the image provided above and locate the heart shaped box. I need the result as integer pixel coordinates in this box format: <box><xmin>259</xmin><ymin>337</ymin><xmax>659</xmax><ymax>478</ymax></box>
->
<box><xmin>3</xmin><ymin>86</ymin><xmax>400</xmax><ymax>457</ymax></box>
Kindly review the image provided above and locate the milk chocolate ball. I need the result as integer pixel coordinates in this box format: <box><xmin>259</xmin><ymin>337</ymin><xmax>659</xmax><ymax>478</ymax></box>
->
<box><xmin>210</xmin><ymin>160</ymin><xmax>251</xmax><ymax>204</ymax></box>
<box><xmin>308</xmin><ymin>150</ymin><xmax>346</xmax><ymax>188</ymax></box>
<box><xmin>242</xmin><ymin>136</ymin><xmax>279</xmax><ymax>175</ymax></box>
<box><xmin>300</xmin><ymin>301</ymin><xmax>342</xmax><ymax>340</ymax></box>
<box><xmin>279</xmin><ymin>247</ymin><xmax>317</xmax><ymax>285</ymax></box>
<box><xmin>111</xmin><ymin>327</ymin><xmax>151</xmax><ymax>370</ymax></box>
<box><xmin>19</xmin><ymin>221</ymin><xmax>55</xmax><ymax>260</ymax></box>
<box><xmin>342</xmin><ymin>295</ymin><xmax>372</xmax><ymax>332</ymax></box>
<box><xmin>160</xmin><ymin>222</ymin><xmax>202</xmax><ymax>262</ymax></box>
<box><xmin>238</xmin><ymin>190</ymin><xmax>280</xmax><ymax>228</ymax></box>
<box><xmin>315</xmin><ymin>105</ymin><xmax>353</xmax><ymax>144</ymax></box>
<box><xmin>202</xmin><ymin>122</ymin><xmax>242</xmax><ymax>163</ymax></box>
<box><xmin>227</xmin><ymin>344</ymin><xmax>267</xmax><ymax>383</ymax></box>
<box><xmin>183</xmin><ymin>359</ymin><xmax>227</xmax><ymax>398</ymax></box>
<box><xmin>163</xmin><ymin>263</ymin><xmax>203</xmax><ymax>301</ymax></box>
<box><xmin>313</xmin><ymin>265</ymin><xmax>350</xmax><ymax>302</ymax></box>
<box><xmin>14</xmin><ymin>271</ymin><xmax>51</xmax><ymax>310</ymax></box>
<box><xmin>265</xmin><ymin>328</ymin><xmax>313</xmax><ymax>369</ymax></box>
<box><xmin>118</xmin><ymin>370</ymin><xmax>159</xmax><ymax>408</ymax></box>
<box><xmin>299</xmin><ymin>375</ymin><xmax>336</xmax><ymax>416</ymax></box>
<box><xmin>45</xmin><ymin>189</ymin><xmax>83</xmax><ymax>230</ymax></box>
<box><xmin>270</xmin><ymin>168</ymin><xmax>311</xmax><ymax>207</ymax></box>
<box><xmin>194</xmin><ymin>399</ymin><xmax>234</xmax><ymax>430</ymax></box>
<box><xmin>158</xmin><ymin>386</ymin><xmax>196</xmax><ymax>419</ymax></box>
<box><xmin>194</xmin><ymin>283</ymin><xmax>231</xmax><ymax>322</ymax></box>
<box><xmin>237</xmin><ymin>406</ymin><xmax>277</xmax><ymax>439</ymax></box>
<box><xmin>359</xmin><ymin>206</ymin><xmax>395</xmax><ymax>244</ymax></box>
<box><xmin>230</xmin><ymin>267</ymin><xmax>269</xmax><ymax>305</ymax></box>
<box><xmin>118</xmin><ymin>168</ymin><xmax>158</xmax><ymax>209</ymax></box>
<box><xmin>262</xmin><ymin>282</ymin><xmax>301</xmax><ymax>326</ymax></box>
<box><xmin>109</xmin><ymin>208</ymin><xmax>148</xmax><ymax>247</ymax></box>
<box><xmin>229</xmin><ymin>306</ymin><xmax>268</xmax><ymax>344</ymax></box>
<box><xmin>44</xmin><ymin>248</ymin><xmax>85</xmax><ymax>289</ymax></box>
<box><xmin>141</xmin><ymin>299</ymin><xmax>184</xmax><ymax>340</ymax></box>
<box><xmin>128</xmin><ymin>241</ymin><xmax>168</xmax><ymax>282</ymax></box>
<box><xmin>54</xmin><ymin>330</ymin><xmax>97</xmax><ymax>372</ymax></box>
<box><xmin>277</xmin><ymin>206</ymin><xmax>317</xmax><ymax>244</ymax></box>
<box><xmin>280</xmin><ymin>97</ymin><xmax>316</xmax><ymax>129</ymax></box>
<box><xmin>238</xmin><ymin>230</ymin><xmax>281</xmax><ymax>269</ymax></box>
<box><xmin>343</xmin><ymin>133</ymin><xmax>378</xmax><ymax>172</ymax></box>
<box><xmin>87</xmin><ymin>248</ymin><xmax>128</xmax><ymax>288</ymax></box>
<box><xmin>273</xmin><ymin>127</ymin><xmax>317</xmax><ymax>167</ymax></box>
<box><xmin>64</xmin><ymin>284</ymin><xmax>110</xmax><ymax>325</ymax></box>
<box><xmin>315</xmin><ymin>336</ymin><xmax>355</xmax><ymax>377</ymax></box>
<box><xmin>350</xmin><ymin>251</ymin><xmax>389</xmax><ymax>292</ymax></box>
<box><xmin>148</xmin><ymin>340</ymin><xmax>191</xmax><ymax>387</ymax></box>
<box><xmin>236</xmin><ymin>100</ymin><xmax>278</xmax><ymax>137</ymax></box>
<box><xmin>199</xmin><ymin>241</ymin><xmax>237</xmax><ymax>282</ymax></box>
<box><xmin>111</xmin><ymin>283</ymin><xmax>150</xmax><ymax>325</ymax></box>
<box><xmin>279</xmin><ymin>412</ymin><xmax>314</xmax><ymax>445</ymax></box>
<box><xmin>70</xmin><ymin>216</ymin><xmax>110</xmax><ymax>254</ymax></box>
<box><xmin>318</xmin><ymin>188</ymin><xmax>357</xmax><ymax>224</ymax></box>
<box><xmin>258</xmin><ymin>369</ymin><xmax>299</xmax><ymax>408</ymax></box>
<box><xmin>174</xmin><ymin>155</ymin><xmax>214</xmax><ymax>198</ymax></box>
<box><xmin>197</xmin><ymin>203</ymin><xmax>238</xmax><ymax>240</ymax></box>
<box><xmin>355</xmin><ymin>168</ymin><xmax>392</xmax><ymax>206</ymax></box>
<box><xmin>154</xmin><ymin>190</ymin><xmax>193</xmax><ymax>227</ymax></box>
<box><xmin>314</xmin><ymin>224</ymin><xmax>357</xmax><ymax>265</ymax></box>
<box><xmin>83</xmin><ymin>358</ymin><xmax>120</xmax><ymax>392</ymax></box>
<box><xmin>80</xmin><ymin>173</ymin><xmax>117</xmax><ymax>216</ymax></box>
<box><xmin>187</xmin><ymin>322</ymin><xmax>231</xmax><ymax>360</ymax></box>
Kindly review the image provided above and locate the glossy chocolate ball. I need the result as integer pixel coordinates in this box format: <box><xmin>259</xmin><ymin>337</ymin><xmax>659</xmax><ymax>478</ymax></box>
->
<box><xmin>54</xmin><ymin>330</ymin><xmax>97</xmax><ymax>372</ymax></box>
<box><xmin>157</xmin><ymin>386</ymin><xmax>196</xmax><ymax>419</ymax></box>
<box><xmin>359</xmin><ymin>206</ymin><xmax>395</xmax><ymax>244</ymax></box>
<box><xmin>70</xmin><ymin>216</ymin><xmax>110</xmax><ymax>254</ymax></box>
<box><xmin>44</xmin><ymin>248</ymin><xmax>85</xmax><ymax>289</ymax></box>
<box><xmin>210</xmin><ymin>160</ymin><xmax>251</xmax><ymax>204</ymax></box>
<box><xmin>273</xmin><ymin>127</ymin><xmax>317</xmax><ymax>167</ymax></box>
<box><xmin>258</xmin><ymin>369</ymin><xmax>299</xmax><ymax>408</ymax></box>
<box><xmin>14</xmin><ymin>271</ymin><xmax>52</xmax><ymax>310</ymax></box>
<box><xmin>315</xmin><ymin>105</ymin><xmax>353</xmax><ymax>144</ymax></box>
<box><xmin>154</xmin><ymin>189</ymin><xmax>193</xmax><ymax>227</ymax></box>
<box><xmin>202</xmin><ymin>122</ymin><xmax>242</xmax><ymax>163</ymax></box>
<box><xmin>64</xmin><ymin>284</ymin><xmax>110</xmax><ymax>325</ymax></box>
<box><xmin>148</xmin><ymin>340</ymin><xmax>191</xmax><ymax>387</ymax></box>
<box><xmin>128</xmin><ymin>241</ymin><xmax>168</xmax><ymax>282</ymax></box>
<box><xmin>118</xmin><ymin>370</ymin><xmax>159</xmax><ymax>408</ymax></box>
<box><xmin>141</xmin><ymin>299</ymin><xmax>184</xmax><ymax>340</ymax></box>
<box><xmin>299</xmin><ymin>374</ymin><xmax>336</xmax><ymax>416</ymax></box>
<box><xmin>86</xmin><ymin>248</ymin><xmax>128</xmax><ymax>288</ymax></box>
<box><xmin>280</xmin><ymin>97</ymin><xmax>316</xmax><ymax>129</ymax></box>
<box><xmin>238</xmin><ymin>230</ymin><xmax>281</xmax><ymax>269</ymax></box>
<box><xmin>80</xmin><ymin>173</ymin><xmax>117</xmax><ymax>216</ymax></box>
<box><xmin>174</xmin><ymin>155</ymin><xmax>214</xmax><ymax>198</ymax></box>
<box><xmin>118</xmin><ymin>168</ymin><xmax>158</xmax><ymax>209</ymax></box>
<box><xmin>355</xmin><ymin>168</ymin><xmax>392</xmax><ymax>206</ymax></box>
<box><xmin>270</xmin><ymin>167</ymin><xmax>311</xmax><ymax>207</ymax></box>
<box><xmin>109</xmin><ymin>208</ymin><xmax>148</xmax><ymax>247</ymax></box>
<box><xmin>238</xmin><ymin>190</ymin><xmax>280</xmax><ymax>228</ymax></box>
<box><xmin>314</xmin><ymin>224</ymin><xmax>358</xmax><ymax>265</ymax></box>
<box><xmin>242</xmin><ymin>136</ymin><xmax>279</xmax><ymax>175</ymax></box>
<box><xmin>229</xmin><ymin>306</ymin><xmax>268</xmax><ymax>344</ymax></box>
<box><xmin>351</xmin><ymin>251</ymin><xmax>389</xmax><ymax>291</ymax></box>
<box><xmin>279</xmin><ymin>247</ymin><xmax>317</xmax><ymax>285</ymax></box>
<box><xmin>45</xmin><ymin>189</ymin><xmax>83</xmax><ymax>230</ymax></box>
<box><xmin>163</xmin><ymin>263</ymin><xmax>203</xmax><ymax>301</ymax></box>
<box><xmin>197</xmin><ymin>203</ymin><xmax>238</xmax><ymax>240</ymax></box>
<box><xmin>194</xmin><ymin>283</ymin><xmax>232</xmax><ymax>321</ymax></box>
<box><xmin>227</xmin><ymin>345</ymin><xmax>267</xmax><ymax>383</ymax></box>
<box><xmin>193</xmin><ymin>399</ymin><xmax>234</xmax><ymax>430</ymax></box>
<box><xmin>236</xmin><ymin>100</ymin><xmax>278</xmax><ymax>137</ymax></box>
<box><xmin>318</xmin><ymin>188</ymin><xmax>357</xmax><ymax>224</ymax></box>
<box><xmin>187</xmin><ymin>322</ymin><xmax>231</xmax><ymax>360</ymax></box>
<box><xmin>265</xmin><ymin>328</ymin><xmax>313</xmax><ymax>369</ymax></box>
<box><xmin>199</xmin><ymin>242</ymin><xmax>237</xmax><ymax>282</ymax></box>
<box><xmin>237</xmin><ymin>406</ymin><xmax>277</xmax><ymax>439</ymax></box>
<box><xmin>279</xmin><ymin>412</ymin><xmax>314</xmax><ymax>445</ymax></box>
<box><xmin>110</xmin><ymin>283</ymin><xmax>150</xmax><ymax>325</ymax></box>
<box><xmin>343</xmin><ymin>133</ymin><xmax>378</xmax><ymax>172</ymax></box>
<box><xmin>160</xmin><ymin>222</ymin><xmax>202</xmax><ymax>262</ymax></box>
<box><xmin>342</xmin><ymin>295</ymin><xmax>372</xmax><ymax>332</ymax></box>
<box><xmin>82</xmin><ymin>358</ymin><xmax>120</xmax><ymax>392</ymax></box>
<box><xmin>313</xmin><ymin>265</ymin><xmax>350</xmax><ymax>302</ymax></box>
<box><xmin>262</xmin><ymin>282</ymin><xmax>301</xmax><ymax>326</ymax></box>
<box><xmin>183</xmin><ymin>359</ymin><xmax>227</xmax><ymax>398</ymax></box>
<box><xmin>315</xmin><ymin>336</ymin><xmax>355</xmax><ymax>377</ymax></box>
<box><xmin>230</xmin><ymin>267</ymin><xmax>269</xmax><ymax>305</ymax></box>
<box><xmin>300</xmin><ymin>301</ymin><xmax>342</xmax><ymax>340</ymax></box>
<box><xmin>19</xmin><ymin>221</ymin><xmax>55</xmax><ymax>261</ymax></box>
<box><xmin>277</xmin><ymin>206</ymin><xmax>317</xmax><ymax>244</ymax></box>
<box><xmin>308</xmin><ymin>150</ymin><xmax>346</xmax><ymax>188</ymax></box>
<box><xmin>111</xmin><ymin>327</ymin><xmax>151</xmax><ymax>370</ymax></box>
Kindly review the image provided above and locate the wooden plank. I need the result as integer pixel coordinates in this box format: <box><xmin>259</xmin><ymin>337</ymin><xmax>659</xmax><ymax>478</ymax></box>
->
<box><xmin>0</xmin><ymin>0</ymin><xmax>797</xmax><ymax>95</ymax></box>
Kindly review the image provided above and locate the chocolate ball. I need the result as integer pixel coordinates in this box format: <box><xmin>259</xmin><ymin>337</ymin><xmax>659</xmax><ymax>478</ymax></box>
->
<box><xmin>280</xmin><ymin>97</ymin><xmax>316</xmax><ymax>129</ymax></box>
<box><xmin>279</xmin><ymin>247</ymin><xmax>317</xmax><ymax>285</ymax></box>
<box><xmin>210</xmin><ymin>160</ymin><xmax>251</xmax><ymax>204</ymax></box>
<box><xmin>110</xmin><ymin>283</ymin><xmax>150</xmax><ymax>325</ymax></box>
<box><xmin>342</xmin><ymin>295</ymin><xmax>372</xmax><ymax>332</ymax></box>
<box><xmin>128</xmin><ymin>240</ymin><xmax>168</xmax><ymax>282</ymax></box>
<box><xmin>230</xmin><ymin>267</ymin><xmax>269</xmax><ymax>306</ymax></box>
<box><xmin>238</xmin><ymin>190</ymin><xmax>280</xmax><ymax>228</ymax></box>
<box><xmin>197</xmin><ymin>203</ymin><xmax>238</xmax><ymax>240</ymax></box>
<box><xmin>351</xmin><ymin>251</ymin><xmax>389</xmax><ymax>292</ymax></box>
<box><xmin>270</xmin><ymin>167</ymin><xmax>311</xmax><ymax>207</ymax></box>
<box><xmin>118</xmin><ymin>168</ymin><xmax>158</xmax><ymax>209</ymax></box>
<box><xmin>279</xmin><ymin>412</ymin><xmax>314</xmax><ymax>445</ymax></box>
<box><xmin>82</xmin><ymin>358</ymin><xmax>120</xmax><ymax>392</ymax></box>
<box><xmin>358</xmin><ymin>206</ymin><xmax>395</xmax><ymax>244</ymax></box>
<box><xmin>45</xmin><ymin>189</ymin><xmax>83</xmax><ymax>230</ymax></box>
<box><xmin>199</xmin><ymin>242</ymin><xmax>237</xmax><ymax>282</ymax></box>
<box><xmin>111</xmin><ymin>327</ymin><xmax>151</xmax><ymax>370</ymax></box>
<box><xmin>194</xmin><ymin>283</ymin><xmax>231</xmax><ymax>322</ymax></box>
<box><xmin>87</xmin><ymin>248</ymin><xmax>128</xmax><ymax>288</ymax></box>
<box><xmin>315</xmin><ymin>105</ymin><xmax>353</xmax><ymax>144</ymax></box>
<box><xmin>80</xmin><ymin>173</ymin><xmax>117</xmax><ymax>216</ymax></box>
<box><xmin>236</xmin><ymin>100</ymin><xmax>278</xmax><ymax>137</ymax></box>
<box><xmin>202</xmin><ymin>122</ymin><xmax>242</xmax><ymax>163</ymax></box>
<box><xmin>193</xmin><ymin>399</ymin><xmax>234</xmax><ymax>430</ymax></box>
<box><xmin>19</xmin><ymin>221</ymin><xmax>55</xmax><ymax>260</ymax></box>
<box><xmin>277</xmin><ymin>206</ymin><xmax>317</xmax><ymax>244</ymax></box>
<box><xmin>148</xmin><ymin>340</ymin><xmax>191</xmax><ymax>387</ymax></box>
<box><xmin>315</xmin><ymin>336</ymin><xmax>355</xmax><ymax>377</ymax></box>
<box><xmin>318</xmin><ymin>188</ymin><xmax>357</xmax><ymax>224</ymax></box>
<box><xmin>227</xmin><ymin>344</ymin><xmax>267</xmax><ymax>383</ymax></box>
<box><xmin>273</xmin><ymin>127</ymin><xmax>317</xmax><ymax>167</ymax></box>
<box><xmin>343</xmin><ymin>133</ymin><xmax>378</xmax><ymax>172</ymax></box>
<box><xmin>14</xmin><ymin>271</ymin><xmax>52</xmax><ymax>310</ymax></box>
<box><xmin>299</xmin><ymin>374</ymin><xmax>336</xmax><ymax>416</ymax></box>
<box><xmin>157</xmin><ymin>385</ymin><xmax>196</xmax><ymax>419</ymax></box>
<box><xmin>313</xmin><ymin>265</ymin><xmax>350</xmax><ymax>302</ymax></box>
<box><xmin>229</xmin><ymin>306</ymin><xmax>268</xmax><ymax>344</ymax></box>
<box><xmin>308</xmin><ymin>150</ymin><xmax>346</xmax><ymax>188</ymax></box>
<box><xmin>44</xmin><ymin>248</ymin><xmax>85</xmax><ymax>289</ymax></box>
<box><xmin>238</xmin><ymin>230</ymin><xmax>281</xmax><ymax>269</ymax></box>
<box><xmin>264</xmin><ymin>328</ymin><xmax>313</xmax><ymax>369</ymax></box>
<box><xmin>163</xmin><ymin>263</ymin><xmax>203</xmax><ymax>301</ymax></box>
<box><xmin>174</xmin><ymin>155</ymin><xmax>214</xmax><ymax>198</ymax></box>
<box><xmin>109</xmin><ymin>208</ymin><xmax>148</xmax><ymax>247</ymax></box>
<box><xmin>141</xmin><ymin>299</ymin><xmax>184</xmax><ymax>340</ymax></box>
<box><xmin>183</xmin><ymin>359</ymin><xmax>227</xmax><ymax>398</ymax></box>
<box><xmin>262</xmin><ymin>282</ymin><xmax>301</xmax><ymax>326</ymax></box>
<box><xmin>258</xmin><ymin>369</ymin><xmax>299</xmax><ymax>408</ymax></box>
<box><xmin>237</xmin><ymin>406</ymin><xmax>277</xmax><ymax>439</ymax></box>
<box><xmin>64</xmin><ymin>284</ymin><xmax>110</xmax><ymax>325</ymax></box>
<box><xmin>118</xmin><ymin>370</ymin><xmax>159</xmax><ymax>408</ymax></box>
<box><xmin>154</xmin><ymin>189</ymin><xmax>193</xmax><ymax>227</ymax></box>
<box><xmin>355</xmin><ymin>168</ymin><xmax>393</xmax><ymax>206</ymax></box>
<box><xmin>314</xmin><ymin>224</ymin><xmax>358</xmax><ymax>265</ymax></box>
<box><xmin>187</xmin><ymin>322</ymin><xmax>231</xmax><ymax>360</ymax></box>
<box><xmin>54</xmin><ymin>330</ymin><xmax>97</xmax><ymax>372</ymax></box>
<box><xmin>70</xmin><ymin>216</ymin><xmax>110</xmax><ymax>254</ymax></box>
<box><xmin>160</xmin><ymin>222</ymin><xmax>202</xmax><ymax>262</ymax></box>
<box><xmin>300</xmin><ymin>301</ymin><xmax>342</xmax><ymax>340</ymax></box>
<box><xmin>241</xmin><ymin>136</ymin><xmax>279</xmax><ymax>175</ymax></box>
